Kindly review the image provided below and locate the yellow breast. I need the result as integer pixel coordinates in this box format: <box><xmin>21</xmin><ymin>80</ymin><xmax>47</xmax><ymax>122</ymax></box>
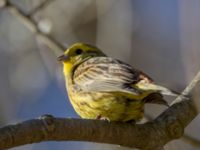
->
<box><xmin>67</xmin><ymin>85</ymin><xmax>144</xmax><ymax>122</ymax></box>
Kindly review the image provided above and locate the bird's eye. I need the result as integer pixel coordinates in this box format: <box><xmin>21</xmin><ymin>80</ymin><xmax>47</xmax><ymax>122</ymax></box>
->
<box><xmin>75</xmin><ymin>49</ymin><xmax>83</xmax><ymax>55</ymax></box>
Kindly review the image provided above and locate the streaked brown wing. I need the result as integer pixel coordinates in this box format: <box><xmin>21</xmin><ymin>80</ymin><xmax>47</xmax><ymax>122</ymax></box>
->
<box><xmin>73</xmin><ymin>57</ymin><xmax>152</xmax><ymax>95</ymax></box>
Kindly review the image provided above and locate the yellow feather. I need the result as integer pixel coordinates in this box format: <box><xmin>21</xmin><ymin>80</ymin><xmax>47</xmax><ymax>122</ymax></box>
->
<box><xmin>58</xmin><ymin>43</ymin><xmax>175</xmax><ymax>122</ymax></box>
<box><xmin>63</xmin><ymin>62</ymin><xmax>73</xmax><ymax>77</ymax></box>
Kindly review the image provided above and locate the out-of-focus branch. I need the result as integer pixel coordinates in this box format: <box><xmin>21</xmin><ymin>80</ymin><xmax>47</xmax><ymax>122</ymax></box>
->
<box><xmin>0</xmin><ymin>71</ymin><xmax>199</xmax><ymax>150</ymax></box>
<box><xmin>29</xmin><ymin>0</ymin><xmax>54</xmax><ymax>16</ymax></box>
<box><xmin>6</xmin><ymin>3</ymin><xmax>65</xmax><ymax>56</ymax></box>
<box><xmin>182</xmin><ymin>134</ymin><xmax>200</xmax><ymax>148</ymax></box>
<box><xmin>0</xmin><ymin>0</ymin><xmax>6</xmax><ymax>8</ymax></box>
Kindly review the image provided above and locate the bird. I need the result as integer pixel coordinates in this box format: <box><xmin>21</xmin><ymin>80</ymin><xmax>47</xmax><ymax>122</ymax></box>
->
<box><xmin>58</xmin><ymin>43</ymin><xmax>179</xmax><ymax>122</ymax></box>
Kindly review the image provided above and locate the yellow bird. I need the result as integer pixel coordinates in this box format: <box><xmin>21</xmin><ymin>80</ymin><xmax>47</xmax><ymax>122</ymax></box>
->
<box><xmin>58</xmin><ymin>43</ymin><xmax>178</xmax><ymax>122</ymax></box>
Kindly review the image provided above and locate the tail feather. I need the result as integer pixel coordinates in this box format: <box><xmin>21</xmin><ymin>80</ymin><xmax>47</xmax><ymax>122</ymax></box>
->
<box><xmin>135</xmin><ymin>81</ymin><xmax>179</xmax><ymax>97</ymax></box>
<box><xmin>143</xmin><ymin>92</ymin><xmax>169</xmax><ymax>106</ymax></box>
<box><xmin>154</xmin><ymin>84</ymin><xmax>179</xmax><ymax>97</ymax></box>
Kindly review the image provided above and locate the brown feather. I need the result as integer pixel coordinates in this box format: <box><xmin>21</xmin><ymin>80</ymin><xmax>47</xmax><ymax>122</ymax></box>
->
<box><xmin>142</xmin><ymin>93</ymin><xmax>169</xmax><ymax>106</ymax></box>
<box><xmin>138</xmin><ymin>70</ymin><xmax>154</xmax><ymax>83</ymax></box>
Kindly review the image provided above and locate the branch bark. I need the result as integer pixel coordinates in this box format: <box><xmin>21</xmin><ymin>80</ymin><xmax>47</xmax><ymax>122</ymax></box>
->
<box><xmin>0</xmin><ymin>72</ymin><xmax>199</xmax><ymax>150</ymax></box>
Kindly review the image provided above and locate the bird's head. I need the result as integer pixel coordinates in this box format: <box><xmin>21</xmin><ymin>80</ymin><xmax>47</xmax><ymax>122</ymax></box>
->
<box><xmin>58</xmin><ymin>43</ymin><xmax>106</xmax><ymax>76</ymax></box>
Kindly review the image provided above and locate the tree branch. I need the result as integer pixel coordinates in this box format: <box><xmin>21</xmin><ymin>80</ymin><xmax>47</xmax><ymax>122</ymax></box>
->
<box><xmin>0</xmin><ymin>71</ymin><xmax>199</xmax><ymax>150</ymax></box>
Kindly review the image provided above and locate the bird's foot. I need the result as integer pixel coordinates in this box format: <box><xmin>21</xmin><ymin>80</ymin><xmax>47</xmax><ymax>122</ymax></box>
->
<box><xmin>126</xmin><ymin>119</ymin><xmax>136</xmax><ymax>124</ymax></box>
<box><xmin>96</xmin><ymin>115</ymin><xmax>110</xmax><ymax>122</ymax></box>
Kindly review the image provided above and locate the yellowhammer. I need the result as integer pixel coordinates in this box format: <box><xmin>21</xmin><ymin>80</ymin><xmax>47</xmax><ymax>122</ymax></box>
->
<box><xmin>58</xmin><ymin>43</ymin><xmax>178</xmax><ymax>122</ymax></box>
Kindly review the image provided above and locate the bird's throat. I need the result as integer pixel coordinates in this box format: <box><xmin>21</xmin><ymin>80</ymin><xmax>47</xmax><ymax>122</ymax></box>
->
<box><xmin>63</xmin><ymin>57</ymin><xmax>92</xmax><ymax>81</ymax></box>
<box><xmin>63</xmin><ymin>62</ymin><xmax>73</xmax><ymax>77</ymax></box>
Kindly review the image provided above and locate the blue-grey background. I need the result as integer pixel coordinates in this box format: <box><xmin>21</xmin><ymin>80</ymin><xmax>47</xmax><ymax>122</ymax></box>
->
<box><xmin>0</xmin><ymin>0</ymin><xmax>200</xmax><ymax>150</ymax></box>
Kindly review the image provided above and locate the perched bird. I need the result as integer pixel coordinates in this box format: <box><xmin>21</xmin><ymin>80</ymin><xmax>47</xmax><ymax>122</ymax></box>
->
<box><xmin>58</xmin><ymin>43</ymin><xmax>178</xmax><ymax>122</ymax></box>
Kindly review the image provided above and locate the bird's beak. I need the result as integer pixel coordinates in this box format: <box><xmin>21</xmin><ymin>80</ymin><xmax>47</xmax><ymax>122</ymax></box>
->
<box><xmin>57</xmin><ymin>54</ymin><xmax>68</xmax><ymax>61</ymax></box>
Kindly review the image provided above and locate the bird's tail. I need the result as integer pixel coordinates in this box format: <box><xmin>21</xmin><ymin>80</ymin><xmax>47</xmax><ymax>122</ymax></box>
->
<box><xmin>142</xmin><ymin>92</ymin><xmax>169</xmax><ymax>106</ymax></box>
<box><xmin>135</xmin><ymin>81</ymin><xmax>179</xmax><ymax>97</ymax></box>
<box><xmin>148</xmin><ymin>83</ymin><xmax>179</xmax><ymax>96</ymax></box>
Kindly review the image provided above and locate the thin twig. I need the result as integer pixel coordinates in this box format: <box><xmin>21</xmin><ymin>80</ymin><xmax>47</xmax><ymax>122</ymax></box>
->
<box><xmin>6</xmin><ymin>5</ymin><xmax>65</xmax><ymax>55</ymax></box>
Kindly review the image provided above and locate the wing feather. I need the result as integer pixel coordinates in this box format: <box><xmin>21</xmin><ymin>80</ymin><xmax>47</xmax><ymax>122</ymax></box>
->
<box><xmin>73</xmin><ymin>57</ymin><xmax>152</xmax><ymax>95</ymax></box>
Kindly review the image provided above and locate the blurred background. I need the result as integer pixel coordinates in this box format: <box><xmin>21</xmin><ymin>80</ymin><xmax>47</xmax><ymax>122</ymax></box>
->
<box><xmin>0</xmin><ymin>0</ymin><xmax>200</xmax><ymax>149</ymax></box>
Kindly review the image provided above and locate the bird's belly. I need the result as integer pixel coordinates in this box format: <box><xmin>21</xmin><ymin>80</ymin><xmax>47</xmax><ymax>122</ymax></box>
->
<box><xmin>68</xmin><ymin>91</ymin><xmax>144</xmax><ymax>122</ymax></box>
